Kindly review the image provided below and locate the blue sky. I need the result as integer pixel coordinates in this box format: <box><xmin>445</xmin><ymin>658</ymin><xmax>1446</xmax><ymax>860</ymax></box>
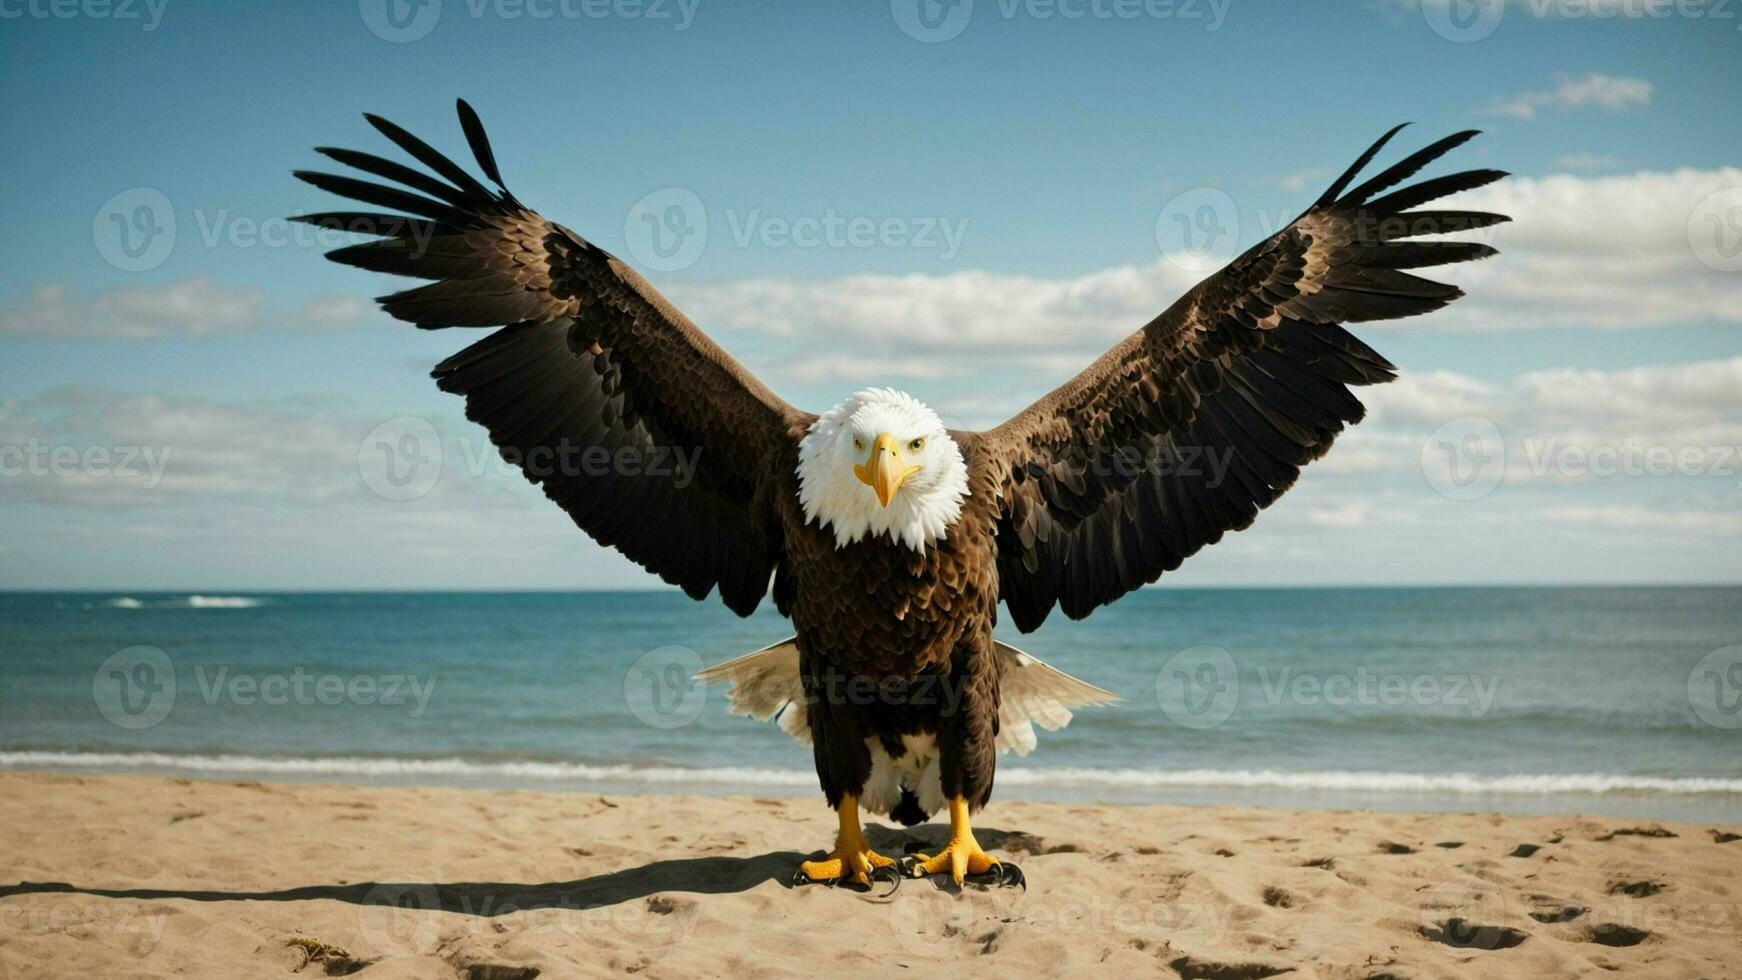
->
<box><xmin>2</xmin><ymin>0</ymin><xmax>1740</xmax><ymax>589</ymax></box>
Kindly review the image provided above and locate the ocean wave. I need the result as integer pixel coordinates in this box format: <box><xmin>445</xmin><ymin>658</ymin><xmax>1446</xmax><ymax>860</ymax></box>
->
<box><xmin>100</xmin><ymin>596</ymin><xmax>267</xmax><ymax>609</ymax></box>
<box><xmin>4</xmin><ymin>751</ymin><xmax>1739</xmax><ymax>796</ymax></box>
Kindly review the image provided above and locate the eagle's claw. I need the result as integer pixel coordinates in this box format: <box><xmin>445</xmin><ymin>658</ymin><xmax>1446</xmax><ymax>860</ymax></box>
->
<box><xmin>792</xmin><ymin>861</ymin><xmax>903</xmax><ymax>897</ymax></box>
<box><xmin>965</xmin><ymin>861</ymin><xmax>1026</xmax><ymax>890</ymax></box>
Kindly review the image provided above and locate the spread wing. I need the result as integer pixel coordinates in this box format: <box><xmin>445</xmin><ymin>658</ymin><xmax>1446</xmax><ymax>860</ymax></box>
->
<box><xmin>294</xmin><ymin>100</ymin><xmax>812</xmax><ymax>615</ymax></box>
<box><xmin>968</xmin><ymin>126</ymin><xmax>1507</xmax><ymax>631</ymax></box>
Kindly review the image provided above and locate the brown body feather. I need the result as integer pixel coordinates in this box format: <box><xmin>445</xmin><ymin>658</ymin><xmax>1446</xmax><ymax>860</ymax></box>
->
<box><xmin>295</xmin><ymin>104</ymin><xmax>1505</xmax><ymax>819</ymax></box>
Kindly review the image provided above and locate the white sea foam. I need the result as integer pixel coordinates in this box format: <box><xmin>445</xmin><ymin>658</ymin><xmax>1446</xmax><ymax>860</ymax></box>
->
<box><xmin>100</xmin><ymin>595</ymin><xmax>266</xmax><ymax>609</ymax></box>
<box><xmin>4</xmin><ymin>752</ymin><xmax>1739</xmax><ymax>796</ymax></box>
<box><xmin>182</xmin><ymin>596</ymin><xmax>266</xmax><ymax>608</ymax></box>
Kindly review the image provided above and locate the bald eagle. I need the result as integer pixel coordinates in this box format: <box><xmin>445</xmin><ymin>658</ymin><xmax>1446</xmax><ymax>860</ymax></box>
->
<box><xmin>295</xmin><ymin>102</ymin><xmax>1505</xmax><ymax>890</ymax></box>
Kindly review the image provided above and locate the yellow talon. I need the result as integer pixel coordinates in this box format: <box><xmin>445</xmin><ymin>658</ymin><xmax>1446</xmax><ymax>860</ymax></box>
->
<box><xmin>908</xmin><ymin>796</ymin><xmax>1000</xmax><ymax>885</ymax></box>
<box><xmin>795</xmin><ymin>794</ymin><xmax>896</xmax><ymax>887</ymax></box>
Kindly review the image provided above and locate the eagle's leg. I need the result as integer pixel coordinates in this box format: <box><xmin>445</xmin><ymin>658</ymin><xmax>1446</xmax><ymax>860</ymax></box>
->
<box><xmin>905</xmin><ymin>795</ymin><xmax>1001</xmax><ymax>885</ymax></box>
<box><xmin>794</xmin><ymin>793</ymin><xmax>897</xmax><ymax>887</ymax></box>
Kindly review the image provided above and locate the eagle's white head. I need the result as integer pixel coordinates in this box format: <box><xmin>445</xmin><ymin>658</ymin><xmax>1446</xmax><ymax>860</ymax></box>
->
<box><xmin>796</xmin><ymin>388</ymin><xmax>969</xmax><ymax>552</ymax></box>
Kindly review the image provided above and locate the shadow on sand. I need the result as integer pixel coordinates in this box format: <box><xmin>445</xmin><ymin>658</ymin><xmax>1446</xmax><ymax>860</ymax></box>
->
<box><xmin>0</xmin><ymin>825</ymin><xmax>1034</xmax><ymax>913</ymax></box>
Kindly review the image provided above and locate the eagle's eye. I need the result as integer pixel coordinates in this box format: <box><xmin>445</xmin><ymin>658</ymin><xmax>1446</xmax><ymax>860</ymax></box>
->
<box><xmin>853</xmin><ymin>436</ymin><xmax>865</xmax><ymax>452</ymax></box>
<box><xmin>909</xmin><ymin>437</ymin><xmax>925</xmax><ymax>452</ymax></box>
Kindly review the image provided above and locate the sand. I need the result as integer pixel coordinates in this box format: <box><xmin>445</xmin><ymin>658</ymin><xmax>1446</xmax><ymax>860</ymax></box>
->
<box><xmin>0</xmin><ymin>773</ymin><xmax>1737</xmax><ymax>978</ymax></box>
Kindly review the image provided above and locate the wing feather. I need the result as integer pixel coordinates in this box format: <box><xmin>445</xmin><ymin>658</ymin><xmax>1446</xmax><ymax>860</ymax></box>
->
<box><xmin>295</xmin><ymin>100</ymin><xmax>813</xmax><ymax>615</ymax></box>
<box><xmin>971</xmin><ymin>128</ymin><xmax>1507</xmax><ymax>631</ymax></box>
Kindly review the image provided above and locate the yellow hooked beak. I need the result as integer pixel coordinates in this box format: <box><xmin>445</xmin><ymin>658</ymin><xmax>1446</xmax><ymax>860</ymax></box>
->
<box><xmin>853</xmin><ymin>432</ymin><xmax>923</xmax><ymax>508</ymax></box>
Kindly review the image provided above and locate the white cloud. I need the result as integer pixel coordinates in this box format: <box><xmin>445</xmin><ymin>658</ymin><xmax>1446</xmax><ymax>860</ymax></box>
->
<box><xmin>0</xmin><ymin>279</ymin><xmax>380</xmax><ymax>339</ymax></box>
<box><xmin>0</xmin><ymin>279</ymin><xmax>265</xmax><ymax>339</ymax></box>
<box><xmin>299</xmin><ymin>294</ymin><xmax>375</xmax><ymax>328</ymax></box>
<box><xmin>1540</xmin><ymin>504</ymin><xmax>1742</xmax><ymax>535</ymax></box>
<box><xmin>1486</xmin><ymin>73</ymin><xmax>1652</xmax><ymax>121</ymax></box>
<box><xmin>676</xmin><ymin>167</ymin><xmax>1742</xmax><ymax>350</ymax></box>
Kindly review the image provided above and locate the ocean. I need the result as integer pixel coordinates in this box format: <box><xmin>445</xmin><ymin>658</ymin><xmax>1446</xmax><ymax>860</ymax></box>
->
<box><xmin>2</xmin><ymin>588</ymin><xmax>1739</xmax><ymax>824</ymax></box>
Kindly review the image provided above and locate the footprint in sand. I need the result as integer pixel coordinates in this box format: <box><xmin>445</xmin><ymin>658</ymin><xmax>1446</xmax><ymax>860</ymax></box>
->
<box><xmin>1595</xmin><ymin>826</ymin><xmax>1677</xmax><ymax>841</ymax></box>
<box><xmin>1419</xmin><ymin>918</ymin><xmax>1530</xmax><ymax>950</ymax></box>
<box><xmin>1168</xmin><ymin>955</ymin><xmax>1289</xmax><ymax>979</ymax></box>
<box><xmin>1607</xmin><ymin>879</ymin><xmax>1666</xmax><ymax>898</ymax></box>
<box><xmin>1585</xmin><ymin>923</ymin><xmax>1651</xmax><ymax>947</ymax></box>
<box><xmin>1525</xmin><ymin>894</ymin><xmax>1587</xmax><ymax>923</ymax></box>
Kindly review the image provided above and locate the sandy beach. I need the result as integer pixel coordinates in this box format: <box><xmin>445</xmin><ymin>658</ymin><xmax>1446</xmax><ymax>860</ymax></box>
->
<box><xmin>0</xmin><ymin>773</ymin><xmax>1735</xmax><ymax>978</ymax></box>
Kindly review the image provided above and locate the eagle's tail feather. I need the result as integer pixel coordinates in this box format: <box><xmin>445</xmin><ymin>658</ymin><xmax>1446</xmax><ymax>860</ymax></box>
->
<box><xmin>693</xmin><ymin>638</ymin><xmax>1118</xmax><ymax>760</ymax></box>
